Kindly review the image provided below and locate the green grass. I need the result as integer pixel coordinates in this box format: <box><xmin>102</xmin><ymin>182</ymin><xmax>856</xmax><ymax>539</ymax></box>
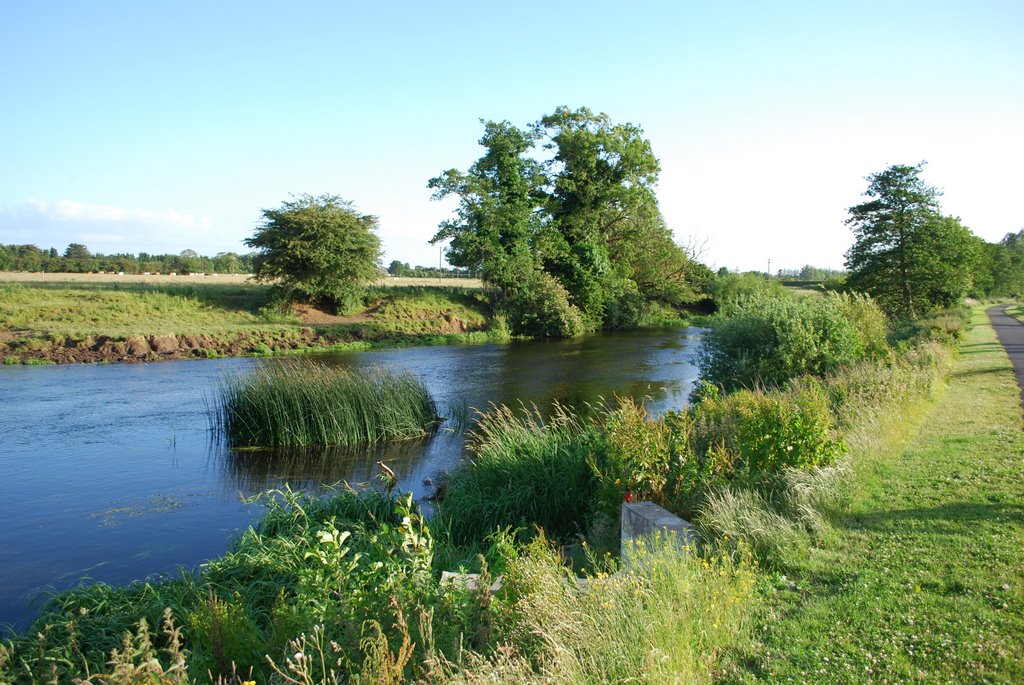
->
<box><xmin>0</xmin><ymin>281</ymin><xmax>501</xmax><ymax>362</ymax></box>
<box><xmin>211</xmin><ymin>359</ymin><xmax>439</xmax><ymax>448</ymax></box>
<box><xmin>723</xmin><ymin>307</ymin><xmax>1024</xmax><ymax>683</ymax></box>
<box><xmin>436</xmin><ymin>403</ymin><xmax>603</xmax><ymax>546</ymax></box>
<box><xmin>0</xmin><ymin>281</ymin><xmax>287</xmax><ymax>339</ymax></box>
<box><xmin>0</xmin><ymin>488</ymin><xmax>756</xmax><ymax>684</ymax></box>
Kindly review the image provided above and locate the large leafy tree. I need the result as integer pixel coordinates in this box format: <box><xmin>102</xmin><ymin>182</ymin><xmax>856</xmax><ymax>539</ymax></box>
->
<box><xmin>845</xmin><ymin>163</ymin><xmax>978</xmax><ymax>317</ymax></box>
<box><xmin>431</xmin><ymin>108</ymin><xmax>700</xmax><ymax>336</ymax></box>
<box><xmin>246</xmin><ymin>194</ymin><xmax>382</xmax><ymax>312</ymax></box>
<box><xmin>429</xmin><ymin>120</ymin><xmax>545</xmax><ymax>291</ymax></box>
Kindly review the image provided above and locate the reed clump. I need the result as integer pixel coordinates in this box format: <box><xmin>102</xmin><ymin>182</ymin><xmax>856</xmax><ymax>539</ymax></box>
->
<box><xmin>211</xmin><ymin>359</ymin><xmax>438</xmax><ymax>447</ymax></box>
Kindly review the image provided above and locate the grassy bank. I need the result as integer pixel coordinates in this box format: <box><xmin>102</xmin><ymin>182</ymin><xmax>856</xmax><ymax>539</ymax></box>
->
<box><xmin>724</xmin><ymin>307</ymin><xmax>1024</xmax><ymax>682</ymax></box>
<box><xmin>0</xmin><ymin>280</ymin><xmax>503</xmax><ymax>363</ymax></box>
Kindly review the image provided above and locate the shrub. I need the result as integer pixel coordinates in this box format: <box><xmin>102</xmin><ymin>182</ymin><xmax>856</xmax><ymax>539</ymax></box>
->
<box><xmin>211</xmin><ymin>359</ymin><xmax>438</xmax><ymax>447</ymax></box>
<box><xmin>697</xmin><ymin>292</ymin><xmax>870</xmax><ymax>391</ymax></box>
<box><xmin>706</xmin><ymin>272</ymin><xmax>786</xmax><ymax>306</ymax></box>
<box><xmin>503</xmin><ymin>272</ymin><xmax>587</xmax><ymax>338</ymax></box>
<box><xmin>833</xmin><ymin>292</ymin><xmax>889</xmax><ymax>357</ymax></box>
<box><xmin>601</xmin><ymin>277</ymin><xmax>645</xmax><ymax>330</ymax></box>
<box><xmin>888</xmin><ymin>305</ymin><xmax>970</xmax><ymax>347</ymax></box>
<box><xmin>690</xmin><ymin>382</ymin><xmax>846</xmax><ymax>475</ymax></box>
<box><xmin>590</xmin><ymin>398</ymin><xmax>727</xmax><ymax>518</ymax></box>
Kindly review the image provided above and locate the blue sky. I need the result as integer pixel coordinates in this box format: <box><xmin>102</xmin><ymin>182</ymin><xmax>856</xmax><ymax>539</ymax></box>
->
<box><xmin>1</xmin><ymin>1</ymin><xmax>1021</xmax><ymax>271</ymax></box>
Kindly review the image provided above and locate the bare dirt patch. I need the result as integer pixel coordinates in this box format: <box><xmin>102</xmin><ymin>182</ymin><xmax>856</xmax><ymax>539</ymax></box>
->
<box><xmin>291</xmin><ymin>303</ymin><xmax>375</xmax><ymax>326</ymax></box>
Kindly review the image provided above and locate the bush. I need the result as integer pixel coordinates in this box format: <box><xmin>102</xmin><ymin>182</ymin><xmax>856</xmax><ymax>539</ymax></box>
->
<box><xmin>690</xmin><ymin>382</ymin><xmax>846</xmax><ymax>476</ymax></box>
<box><xmin>590</xmin><ymin>398</ymin><xmax>726</xmax><ymax>518</ymax></box>
<box><xmin>601</xmin><ymin>277</ymin><xmax>645</xmax><ymax>330</ymax></box>
<box><xmin>503</xmin><ymin>272</ymin><xmax>587</xmax><ymax>338</ymax></box>
<box><xmin>888</xmin><ymin>305</ymin><xmax>970</xmax><ymax>347</ymax></box>
<box><xmin>706</xmin><ymin>272</ymin><xmax>786</xmax><ymax>306</ymax></box>
<box><xmin>697</xmin><ymin>292</ymin><xmax>873</xmax><ymax>391</ymax></box>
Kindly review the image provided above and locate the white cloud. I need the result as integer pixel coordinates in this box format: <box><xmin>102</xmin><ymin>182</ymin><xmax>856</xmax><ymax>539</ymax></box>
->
<box><xmin>0</xmin><ymin>199</ymin><xmax>233</xmax><ymax>255</ymax></box>
<box><xmin>22</xmin><ymin>199</ymin><xmax>212</xmax><ymax>229</ymax></box>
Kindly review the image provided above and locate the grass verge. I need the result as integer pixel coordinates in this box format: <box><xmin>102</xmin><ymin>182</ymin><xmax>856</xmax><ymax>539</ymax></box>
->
<box><xmin>722</xmin><ymin>306</ymin><xmax>1024</xmax><ymax>683</ymax></box>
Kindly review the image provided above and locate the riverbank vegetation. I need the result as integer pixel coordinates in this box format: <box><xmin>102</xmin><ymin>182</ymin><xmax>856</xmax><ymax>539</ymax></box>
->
<box><xmin>721</xmin><ymin>307</ymin><xmax>1024</xmax><ymax>682</ymax></box>
<box><xmin>211</xmin><ymin>360</ymin><xmax>439</xmax><ymax>448</ymax></box>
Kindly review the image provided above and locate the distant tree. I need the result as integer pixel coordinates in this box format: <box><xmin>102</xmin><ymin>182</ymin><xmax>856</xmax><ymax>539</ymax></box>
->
<box><xmin>386</xmin><ymin>260</ymin><xmax>414</xmax><ymax>277</ymax></box>
<box><xmin>974</xmin><ymin>230</ymin><xmax>1024</xmax><ymax>297</ymax></box>
<box><xmin>213</xmin><ymin>252</ymin><xmax>243</xmax><ymax>274</ymax></box>
<box><xmin>845</xmin><ymin>163</ymin><xmax>979</xmax><ymax>317</ymax></box>
<box><xmin>245</xmin><ymin>194</ymin><xmax>382</xmax><ymax>312</ymax></box>
<box><xmin>64</xmin><ymin>243</ymin><xmax>91</xmax><ymax>259</ymax></box>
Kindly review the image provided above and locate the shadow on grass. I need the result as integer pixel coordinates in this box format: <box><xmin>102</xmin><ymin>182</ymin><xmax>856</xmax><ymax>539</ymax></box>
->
<box><xmin>951</xmin><ymin>366</ymin><xmax>1010</xmax><ymax>379</ymax></box>
<box><xmin>839</xmin><ymin>502</ymin><xmax>1024</xmax><ymax>535</ymax></box>
<box><xmin>959</xmin><ymin>342</ymin><xmax>1004</xmax><ymax>355</ymax></box>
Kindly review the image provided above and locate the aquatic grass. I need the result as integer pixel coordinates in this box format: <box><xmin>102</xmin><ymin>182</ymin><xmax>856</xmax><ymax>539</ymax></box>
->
<box><xmin>211</xmin><ymin>359</ymin><xmax>439</xmax><ymax>448</ymax></box>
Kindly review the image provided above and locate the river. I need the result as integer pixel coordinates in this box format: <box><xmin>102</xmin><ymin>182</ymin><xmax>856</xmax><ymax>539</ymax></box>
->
<box><xmin>0</xmin><ymin>326</ymin><xmax>702</xmax><ymax>632</ymax></box>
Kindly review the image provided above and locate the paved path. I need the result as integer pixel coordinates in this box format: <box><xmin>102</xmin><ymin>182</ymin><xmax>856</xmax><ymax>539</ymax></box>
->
<box><xmin>987</xmin><ymin>304</ymin><xmax>1024</xmax><ymax>402</ymax></box>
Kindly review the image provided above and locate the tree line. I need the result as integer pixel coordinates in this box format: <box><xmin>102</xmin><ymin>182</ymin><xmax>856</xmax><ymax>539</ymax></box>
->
<box><xmin>0</xmin><ymin>243</ymin><xmax>255</xmax><ymax>275</ymax></box>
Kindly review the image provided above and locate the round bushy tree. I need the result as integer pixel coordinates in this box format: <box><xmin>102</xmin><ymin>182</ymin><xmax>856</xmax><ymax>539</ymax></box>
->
<box><xmin>246</xmin><ymin>194</ymin><xmax>382</xmax><ymax>312</ymax></box>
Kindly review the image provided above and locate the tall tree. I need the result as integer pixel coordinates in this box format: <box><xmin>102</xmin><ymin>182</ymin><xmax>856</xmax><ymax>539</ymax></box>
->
<box><xmin>429</xmin><ymin>120</ymin><xmax>545</xmax><ymax>291</ymax></box>
<box><xmin>430</xmin><ymin>108</ymin><xmax>702</xmax><ymax>336</ymax></box>
<box><xmin>245</xmin><ymin>194</ymin><xmax>381</xmax><ymax>312</ymax></box>
<box><xmin>845</xmin><ymin>163</ymin><xmax>977</xmax><ymax>317</ymax></box>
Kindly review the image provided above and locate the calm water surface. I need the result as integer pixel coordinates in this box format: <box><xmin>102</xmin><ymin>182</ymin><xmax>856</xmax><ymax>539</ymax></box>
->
<box><xmin>0</xmin><ymin>327</ymin><xmax>701</xmax><ymax>631</ymax></box>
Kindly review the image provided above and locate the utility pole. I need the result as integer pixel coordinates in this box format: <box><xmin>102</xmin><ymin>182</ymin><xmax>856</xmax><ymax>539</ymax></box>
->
<box><xmin>767</xmin><ymin>258</ymin><xmax>772</xmax><ymax>279</ymax></box>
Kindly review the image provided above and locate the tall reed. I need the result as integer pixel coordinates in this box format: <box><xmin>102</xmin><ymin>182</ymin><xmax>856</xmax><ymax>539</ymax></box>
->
<box><xmin>436</xmin><ymin>403</ymin><xmax>602</xmax><ymax>545</ymax></box>
<box><xmin>211</xmin><ymin>359</ymin><xmax>438</xmax><ymax>447</ymax></box>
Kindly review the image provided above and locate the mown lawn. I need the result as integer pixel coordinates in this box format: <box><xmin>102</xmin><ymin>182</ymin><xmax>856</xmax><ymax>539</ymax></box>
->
<box><xmin>726</xmin><ymin>307</ymin><xmax>1024</xmax><ymax>683</ymax></box>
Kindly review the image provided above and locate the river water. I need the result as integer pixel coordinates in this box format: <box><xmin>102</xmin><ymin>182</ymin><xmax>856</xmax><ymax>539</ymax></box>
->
<box><xmin>0</xmin><ymin>327</ymin><xmax>702</xmax><ymax>631</ymax></box>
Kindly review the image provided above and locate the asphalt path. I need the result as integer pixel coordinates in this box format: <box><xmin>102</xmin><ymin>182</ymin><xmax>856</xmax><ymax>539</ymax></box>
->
<box><xmin>987</xmin><ymin>304</ymin><xmax>1024</xmax><ymax>403</ymax></box>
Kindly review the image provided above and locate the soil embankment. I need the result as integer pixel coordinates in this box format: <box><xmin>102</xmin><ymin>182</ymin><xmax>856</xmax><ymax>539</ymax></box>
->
<box><xmin>3</xmin><ymin>329</ymin><xmax>326</xmax><ymax>364</ymax></box>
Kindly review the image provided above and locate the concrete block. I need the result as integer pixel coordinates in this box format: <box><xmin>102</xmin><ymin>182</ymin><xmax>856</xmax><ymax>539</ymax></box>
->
<box><xmin>620</xmin><ymin>501</ymin><xmax>696</xmax><ymax>567</ymax></box>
